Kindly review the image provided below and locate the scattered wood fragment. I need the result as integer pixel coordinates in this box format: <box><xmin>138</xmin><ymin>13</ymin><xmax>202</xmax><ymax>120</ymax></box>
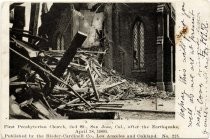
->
<box><xmin>57</xmin><ymin>108</ymin><xmax>118</xmax><ymax>119</ymax></box>
<box><xmin>10</xmin><ymin>82</ymin><xmax>37</xmax><ymax>86</ymax></box>
<box><xmin>56</xmin><ymin>93</ymin><xmax>94</xmax><ymax>109</ymax></box>
<box><xmin>10</xmin><ymin>76</ymin><xmax>19</xmax><ymax>82</ymax></box>
<box><xmin>87</xmin><ymin>66</ymin><xmax>99</xmax><ymax>101</ymax></box>
<box><xmin>10</xmin><ymin>47</ymin><xmax>91</xmax><ymax>107</ymax></box>
<box><xmin>94</xmin><ymin>107</ymin><xmax>175</xmax><ymax>114</ymax></box>
<box><xmin>98</xmin><ymin>79</ymin><xmax>126</xmax><ymax>90</ymax></box>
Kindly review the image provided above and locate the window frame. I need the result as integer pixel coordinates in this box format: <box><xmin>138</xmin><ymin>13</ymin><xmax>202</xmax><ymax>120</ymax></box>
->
<box><xmin>56</xmin><ymin>33</ymin><xmax>65</xmax><ymax>50</ymax></box>
<box><xmin>131</xmin><ymin>18</ymin><xmax>146</xmax><ymax>73</ymax></box>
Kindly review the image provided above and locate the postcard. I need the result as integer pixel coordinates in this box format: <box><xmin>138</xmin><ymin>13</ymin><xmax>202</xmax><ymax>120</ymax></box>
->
<box><xmin>0</xmin><ymin>0</ymin><xmax>209</xmax><ymax>138</ymax></box>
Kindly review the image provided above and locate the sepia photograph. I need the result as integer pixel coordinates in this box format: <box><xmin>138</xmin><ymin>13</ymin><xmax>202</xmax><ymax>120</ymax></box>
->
<box><xmin>9</xmin><ymin>2</ymin><xmax>176</xmax><ymax>120</ymax></box>
<box><xmin>1</xmin><ymin>0</ymin><xmax>210</xmax><ymax>138</ymax></box>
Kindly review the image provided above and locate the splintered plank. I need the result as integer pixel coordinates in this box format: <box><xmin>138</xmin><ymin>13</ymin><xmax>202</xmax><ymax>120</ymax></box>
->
<box><xmin>92</xmin><ymin>64</ymin><xmax>102</xmax><ymax>78</ymax></box>
<box><xmin>87</xmin><ymin>66</ymin><xmax>99</xmax><ymax>101</ymax></box>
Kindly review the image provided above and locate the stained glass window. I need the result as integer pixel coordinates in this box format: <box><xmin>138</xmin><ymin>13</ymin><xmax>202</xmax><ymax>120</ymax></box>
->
<box><xmin>56</xmin><ymin>33</ymin><xmax>65</xmax><ymax>50</ymax></box>
<box><xmin>133</xmin><ymin>20</ymin><xmax>145</xmax><ymax>70</ymax></box>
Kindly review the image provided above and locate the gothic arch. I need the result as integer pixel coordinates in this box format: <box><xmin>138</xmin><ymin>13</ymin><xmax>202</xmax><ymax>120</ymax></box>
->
<box><xmin>132</xmin><ymin>17</ymin><xmax>145</xmax><ymax>70</ymax></box>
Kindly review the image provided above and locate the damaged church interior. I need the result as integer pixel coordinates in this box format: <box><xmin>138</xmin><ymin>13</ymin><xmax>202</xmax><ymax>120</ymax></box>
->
<box><xmin>9</xmin><ymin>3</ymin><xmax>176</xmax><ymax>119</ymax></box>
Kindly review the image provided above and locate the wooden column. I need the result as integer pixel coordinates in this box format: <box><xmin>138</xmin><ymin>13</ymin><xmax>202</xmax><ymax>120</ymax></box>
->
<box><xmin>29</xmin><ymin>3</ymin><xmax>40</xmax><ymax>43</ymax></box>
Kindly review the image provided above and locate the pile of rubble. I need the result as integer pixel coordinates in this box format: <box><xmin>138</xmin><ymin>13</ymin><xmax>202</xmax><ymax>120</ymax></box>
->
<box><xmin>9</xmin><ymin>30</ymin><xmax>172</xmax><ymax>120</ymax></box>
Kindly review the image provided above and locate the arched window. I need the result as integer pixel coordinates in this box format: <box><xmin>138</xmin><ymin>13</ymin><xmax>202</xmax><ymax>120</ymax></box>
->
<box><xmin>56</xmin><ymin>33</ymin><xmax>65</xmax><ymax>50</ymax></box>
<box><xmin>132</xmin><ymin>20</ymin><xmax>145</xmax><ymax>70</ymax></box>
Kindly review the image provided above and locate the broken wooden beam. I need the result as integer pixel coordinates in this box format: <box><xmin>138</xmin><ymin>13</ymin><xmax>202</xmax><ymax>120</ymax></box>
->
<box><xmin>10</xmin><ymin>30</ymin><xmax>48</xmax><ymax>43</ymax></box>
<box><xmin>77</xmin><ymin>50</ymin><xmax>106</xmax><ymax>54</ymax></box>
<box><xmin>45</xmin><ymin>31</ymin><xmax>87</xmax><ymax>95</ymax></box>
<box><xmin>66</xmin><ymin>103</ymin><xmax>124</xmax><ymax>108</ymax></box>
<box><xmin>10</xmin><ymin>3</ymin><xmax>23</xmax><ymax>11</ymax></box>
<box><xmin>11</xmin><ymin>37</ymin><xmax>39</xmax><ymax>57</ymax></box>
<box><xmin>87</xmin><ymin>66</ymin><xmax>99</xmax><ymax>101</ymax></box>
<box><xmin>10</xmin><ymin>82</ymin><xmax>37</xmax><ymax>86</ymax></box>
<box><xmin>47</xmin><ymin>49</ymin><xmax>105</xmax><ymax>55</ymax></box>
<box><xmin>9</xmin><ymin>47</ymin><xmax>91</xmax><ymax>107</ymax></box>
<box><xmin>94</xmin><ymin>107</ymin><xmax>175</xmax><ymax>114</ymax></box>
<box><xmin>53</xmin><ymin>31</ymin><xmax>87</xmax><ymax>79</ymax></box>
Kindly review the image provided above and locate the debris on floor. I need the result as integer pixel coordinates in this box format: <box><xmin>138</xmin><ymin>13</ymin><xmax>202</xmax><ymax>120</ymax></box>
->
<box><xmin>9</xmin><ymin>28</ymin><xmax>174</xmax><ymax>120</ymax></box>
